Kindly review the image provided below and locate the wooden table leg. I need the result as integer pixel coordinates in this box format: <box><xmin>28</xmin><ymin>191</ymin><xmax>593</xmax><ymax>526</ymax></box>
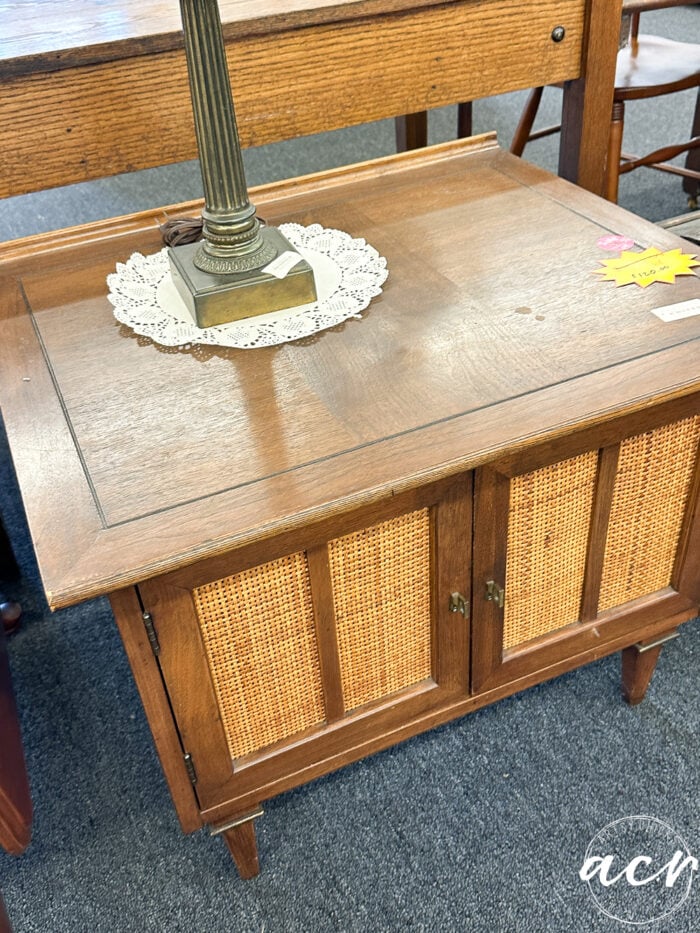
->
<box><xmin>214</xmin><ymin>808</ymin><xmax>263</xmax><ymax>880</ymax></box>
<box><xmin>394</xmin><ymin>112</ymin><xmax>428</xmax><ymax>152</ymax></box>
<box><xmin>457</xmin><ymin>101</ymin><xmax>473</xmax><ymax>139</ymax></box>
<box><xmin>621</xmin><ymin>631</ymin><xmax>679</xmax><ymax>706</ymax></box>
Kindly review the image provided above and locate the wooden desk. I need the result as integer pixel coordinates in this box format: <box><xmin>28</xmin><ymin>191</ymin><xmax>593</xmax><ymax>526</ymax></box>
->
<box><xmin>0</xmin><ymin>0</ymin><xmax>621</xmax><ymax>199</ymax></box>
<box><xmin>0</xmin><ymin>138</ymin><xmax>698</xmax><ymax>877</ymax></box>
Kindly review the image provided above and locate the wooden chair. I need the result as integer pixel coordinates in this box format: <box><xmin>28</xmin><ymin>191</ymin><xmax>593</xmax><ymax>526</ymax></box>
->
<box><xmin>398</xmin><ymin>0</ymin><xmax>700</xmax><ymax>204</ymax></box>
<box><xmin>510</xmin><ymin>1</ymin><xmax>700</xmax><ymax>203</ymax></box>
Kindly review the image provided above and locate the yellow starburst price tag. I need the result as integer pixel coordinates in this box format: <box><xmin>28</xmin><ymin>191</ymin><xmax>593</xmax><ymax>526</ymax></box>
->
<box><xmin>593</xmin><ymin>247</ymin><xmax>699</xmax><ymax>288</ymax></box>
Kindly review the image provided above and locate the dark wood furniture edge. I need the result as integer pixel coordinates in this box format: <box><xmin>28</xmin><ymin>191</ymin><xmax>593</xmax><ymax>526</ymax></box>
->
<box><xmin>673</xmin><ymin>431</ymin><xmax>700</xmax><ymax>604</ymax></box>
<box><xmin>580</xmin><ymin>444</ymin><xmax>622</xmax><ymax>622</ymax></box>
<box><xmin>0</xmin><ymin>891</ymin><xmax>11</xmax><ymax>933</ymax></box>
<box><xmin>0</xmin><ymin>624</ymin><xmax>32</xmax><ymax>855</ymax></box>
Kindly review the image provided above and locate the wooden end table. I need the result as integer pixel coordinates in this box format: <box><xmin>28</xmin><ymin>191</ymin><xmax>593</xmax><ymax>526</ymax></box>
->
<box><xmin>0</xmin><ymin>138</ymin><xmax>698</xmax><ymax>877</ymax></box>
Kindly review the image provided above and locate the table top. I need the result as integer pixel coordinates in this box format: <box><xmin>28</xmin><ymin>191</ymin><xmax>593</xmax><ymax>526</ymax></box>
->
<box><xmin>1</xmin><ymin>0</ymin><xmax>454</xmax><ymax>76</ymax></box>
<box><xmin>1</xmin><ymin>138</ymin><xmax>698</xmax><ymax>608</ymax></box>
<box><xmin>3</xmin><ymin>0</ymin><xmax>689</xmax><ymax>76</ymax></box>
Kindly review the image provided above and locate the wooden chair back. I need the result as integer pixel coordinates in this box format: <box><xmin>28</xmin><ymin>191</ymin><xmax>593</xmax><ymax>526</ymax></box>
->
<box><xmin>509</xmin><ymin>0</ymin><xmax>700</xmax><ymax>202</ymax></box>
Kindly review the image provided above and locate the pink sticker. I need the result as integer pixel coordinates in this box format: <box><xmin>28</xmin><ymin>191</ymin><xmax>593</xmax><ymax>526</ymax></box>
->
<box><xmin>597</xmin><ymin>234</ymin><xmax>635</xmax><ymax>251</ymax></box>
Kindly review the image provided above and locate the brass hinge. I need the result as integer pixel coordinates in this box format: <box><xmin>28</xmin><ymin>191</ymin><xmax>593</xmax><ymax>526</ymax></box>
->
<box><xmin>448</xmin><ymin>592</ymin><xmax>469</xmax><ymax>617</ymax></box>
<box><xmin>485</xmin><ymin>580</ymin><xmax>505</xmax><ymax>609</ymax></box>
<box><xmin>184</xmin><ymin>752</ymin><xmax>198</xmax><ymax>786</ymax></box>
<box><xmin>142</xmin><ymin>611</ymin><xmax>161</xmax><ymax>657</ymax></box>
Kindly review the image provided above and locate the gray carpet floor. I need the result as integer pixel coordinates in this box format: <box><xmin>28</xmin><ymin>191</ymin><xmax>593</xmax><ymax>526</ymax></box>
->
<box><xmin>1</xmin><ymin>6</ymin><xmax>700</xmax><ymax>931</ymax></box>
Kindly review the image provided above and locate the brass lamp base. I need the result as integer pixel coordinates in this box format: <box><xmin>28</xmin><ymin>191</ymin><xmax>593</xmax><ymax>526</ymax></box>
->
<box><xmin>169</xmin><ymin>226</ymin><xmax>317</xmax><ymax>328</ymax></box>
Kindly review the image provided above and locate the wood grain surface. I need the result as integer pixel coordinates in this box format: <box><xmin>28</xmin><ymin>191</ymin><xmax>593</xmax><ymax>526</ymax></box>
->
<box><xmin>0</xmin><ymin>0</ymin><xmax>592</xmax><ymax>197</ymax></box>
<box><xmin>0</xmin><ymin>139</ymin><xmax>698</xmax><ymax>609</ymax></box>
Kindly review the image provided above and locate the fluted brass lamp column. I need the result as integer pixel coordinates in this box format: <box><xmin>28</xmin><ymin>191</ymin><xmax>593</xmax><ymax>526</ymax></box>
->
<box><xmin>169</xmin><ymin>0</ymin><xmax>317</xmax><ymax>328</ymax></box>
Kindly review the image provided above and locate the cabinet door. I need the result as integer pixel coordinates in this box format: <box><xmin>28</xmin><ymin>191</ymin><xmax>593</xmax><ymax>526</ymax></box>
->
<box><xmin>471</xmin><ymin>403</ymin><xmax>700</xmax><ymax>693</ymax></box>
<box><xmin>138</xmin><ymin>476</ymin><xmax>471</xmax><ymax>815</ymax></box>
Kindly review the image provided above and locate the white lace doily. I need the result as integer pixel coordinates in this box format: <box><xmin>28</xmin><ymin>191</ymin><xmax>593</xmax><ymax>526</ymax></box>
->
<box><xmin>107</xmin><ymin>223</ymin><xmax>388</xmax><ymax>349</ymax></box>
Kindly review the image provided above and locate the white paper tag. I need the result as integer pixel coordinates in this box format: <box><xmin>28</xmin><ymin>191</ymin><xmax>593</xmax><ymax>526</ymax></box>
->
<box><xmin>262</xmin><ymin>251</ymin><xmax>304</xmax><ymax>279</ymax></box>
<box><xmin>651</xmin><ymin>298</ymin><xmax>700</xmax><ymax>322</ymax></box>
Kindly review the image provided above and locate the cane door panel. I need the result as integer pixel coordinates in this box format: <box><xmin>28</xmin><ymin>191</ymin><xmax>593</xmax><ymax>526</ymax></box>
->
<box><xmin>471</xmin><ymin>403</ymin><xmax>700</xmax><ymax>693</ymax></box>
<box><xmin>138</xmin><ymin>476</ymin><xmax>471</xmax><ymax>810</ymax></box>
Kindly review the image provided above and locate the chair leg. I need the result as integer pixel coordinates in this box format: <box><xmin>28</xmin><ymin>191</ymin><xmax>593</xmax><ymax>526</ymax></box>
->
<box><xmin>606</xmin><ymin>99</ymin><xmax>625</xmax><ymax>203</ymax></box>
<box><xmin>682</xmin><ymin>88</ymin><xmax>700</xmax><ymax>207</ymax></box>
<box><xmin>457</xmin><ymin>101</ymin><xmax>473</xmax><ymax>139</ymax></box>
<box><xmin>395</xmin><ymin>112</ymin><xmax>428</xmax><ymax>152</ymax></box>
<box><xmin>510</xmin><ymin>87</ymin><xmax>544</xmax><ymax>157</ymax></box>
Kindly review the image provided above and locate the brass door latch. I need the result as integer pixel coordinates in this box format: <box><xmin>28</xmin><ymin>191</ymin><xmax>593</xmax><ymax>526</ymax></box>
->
<box><xmin>449</xmin><ymin>592</ymin><xmax>469</xmax><ymax>616</ymax></box>
<box><xmin>485</xmin><ymin>580</ymin><xmax>505</xmax><ymax>609</ymax></box>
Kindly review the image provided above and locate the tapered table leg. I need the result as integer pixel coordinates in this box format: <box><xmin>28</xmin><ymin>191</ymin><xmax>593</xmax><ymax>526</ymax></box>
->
<box><xmin>621</xmin><ymin>631</ymin><xmax>678</xmax><ymax>706</ymax></box>
<box><xmin>216</xmin><ymin>809</ymin><xmax>263</xmax><ymax>879</ymax></box>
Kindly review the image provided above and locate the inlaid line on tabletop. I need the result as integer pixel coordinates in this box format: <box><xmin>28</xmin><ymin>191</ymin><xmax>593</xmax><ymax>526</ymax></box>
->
<box><xmin>22</xmin><ymin>281</ymin><xmax>109</xmax><ymax>528</ymax></box>
<box><xmin>25</xmin><ymin>290</ymin><xmax>700</xmax><ymax>530</ymax></box>
<box><xmin>495</xmin><ymin>159</ymin><xmax>700</xmax><ymax>248</ymax></box>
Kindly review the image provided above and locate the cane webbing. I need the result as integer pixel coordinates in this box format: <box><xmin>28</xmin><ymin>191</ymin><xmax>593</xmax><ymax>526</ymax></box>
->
<box><xmin>598</xmin><ymin>415</ymin><xmax>700</xmax><ymax>612</ymax></box>
<box><xmin>192</xmin><ymin>552</ymin><xmax>325</xmax><ymax>760</ymax></box>
<box><xmin>328</xmin><ymin>509</ymin><xmax>432</xmax><ymax>712</ymax></box>
<box><xmin>503</xmin><ymin>452</ymin><xmax>598</xmax><ymax>649</ymax></box>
